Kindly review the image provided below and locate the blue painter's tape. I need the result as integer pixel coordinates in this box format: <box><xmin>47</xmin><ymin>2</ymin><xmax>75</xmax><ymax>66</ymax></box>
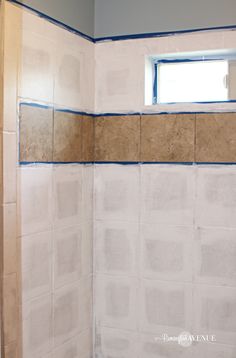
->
<box><xmin>20</xmin><ymin>102</ymin><xmax>53</xmax><ymax>110</ymax></box>
<box><xmin>94</xmin><ymin>161</ymin><xmax>140</xmax><ymax>165</ymax></box>
<box><xmin>19</xmin><ymin>161</ymin><xmax>95</xmax><ymax>165</ymax></box>
<box><xmin>195</xmin><ymin>162</ymin><xmax>236</xmax><ymax>165</ymax></box>
<box><xmin>7</xmin><ymin>0</ymin><xmax>95</xmax><ymax>43</ymax></box>
<box><xmin>6</xmin><ymin>0</ymin><xmax>236</xmax><ymax>44</ymax></box>
<box><xmin>95</xmin><ymin>25</ymin><xmax>236</xmax><ymax>43</ymax></box>
<box><xmin>93</xmin><ymin>112</ymin><xmax>141</xmax><ymax>117</ymax></box>
<box><xmin>55</xmin><ymin>108</ymin><xmax>94</xmax><ymax>116</ymax></box>
<box><xmin>19</xmin><ymin>161</ymin><xmax>236</xmax><ymax>166</ymax></box>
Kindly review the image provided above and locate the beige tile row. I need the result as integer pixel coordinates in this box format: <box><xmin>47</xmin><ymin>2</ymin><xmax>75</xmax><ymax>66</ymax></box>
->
<box><xmin>20</xmin><ymin>105</ymin><xmax>94</xmax><ymax>163</ymax></box>
<box><xmin>20</xmin><ymin>109</ymin><xmax>236</xmax><ymax>163</ymax></box>
<box><xmin>95</xmin><ymin>113</ymin><xmax>236</xmax><ymax>163</ymax></box>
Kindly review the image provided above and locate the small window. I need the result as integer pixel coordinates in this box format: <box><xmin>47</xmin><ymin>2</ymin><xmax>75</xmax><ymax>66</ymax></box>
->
<box><xmin>149</xmin><ymin>52</ymin><xmax>236</xmax><ymax>105</ymax></box>
<box><xmin>154</xmin><ymin>60</ymin><xmax>228</xmax><ymax>104</ymax></box>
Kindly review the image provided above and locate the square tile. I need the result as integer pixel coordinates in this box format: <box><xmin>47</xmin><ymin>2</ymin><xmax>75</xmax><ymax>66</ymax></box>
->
<box><xmin>140</xmin><ymin>332</ymin><xmax>193</xmax><ymax>358</ymax></box>
<box><xmin>20</xmin><ymin>104</ymin><xmax>53</xmax><ymax>162</ymax></box>
<box><xmin>52</xmin><ymin>330</ymin><xmax>92</xmax><ymax>358</ymax></box>
<box><xmin>20</xmin><ymin>28</ymin><xmax>55</xmax><ymax>102</ymax></box>
<box><xmin>3</xmin><ymin>132</ymin><xmax>17</xmax><ymax>203</ymax></box>
<box><xmin>141</xmin><ymin>224</ymin><xmax>193</xmax><ymax>282</ymax></box>
<box><xmin>196</xmin><ymin>166</ymin><xmax>236</xmax><ymax>227</ymax></box>
<box><xmin>140</xmin><ymin>280</ymin><xmax>193</xmax><ymax>334</ymax></box>
<box><xmin>53</xmin><ymin>284</ymin><xmax>79</xmax><ymax>347</ymax></box>
<box><xmin>95</xmin><ymin>164</ymin><xmax>140</xmax><ymax>222</ymax></box>
<box><xmin>95</xmin><ymin>115</ymin><xmax>140</xmax><ymax>162</ymax></box>
<box><xmin>82</xmin><ymin>164</ymin><xmax>94</xmax><ymax>222</ymax></box>
<box><xmin>196</xmin><ymin>113</ymin><xmax>236</xmax><ymax>163</ymax></box>
<box><xmin>78</xmin><ymin>277</ymin><xmax>93</xmax><ymax>332</ymax></box>
<box><xmin>193</xmin><ymin>342</ymin><xmax>236</xmax><ymax>358</ymax></box>
<box><xmin>193</xmin><ymin>285</ymin><xmax>236</xmax><ymax>345</ymax></box>
<box><xmin>141</xmin><ymin>165</ymin><xmax>194</xmax><ymax>225</ymax></box>
<box><xmin>53</xmin><ymin>165</ymin><xmax>83</xmax><ymax>228</ymax></box>
<box><xmin>53</xmin><ymin>226</ymin><xmax>82</xmax><ymax>289</ymax></box>
<box><xmin>95</xmin><ymin>275</ymin><xmax>138</xmax><ymax>330</ymax></box>
<box><xmin>141</xmin><ymin>114</ymin><xmax>195</xmax><ymax>162</ymax></box>
<box><xmin>194</xmin><ymin>227</ymin><xmax>236</xmax><ymax>286</ymax></box>
<box><xmin>53</xmin><ymin>111</ymin><xmax>82</xmax><ymax>163</ymax></box>
<box><xmin>3</xmin><ymin>273</ymin><xmax>19</xmax><ymax>345</ymax></box>
<box><xmin>19</xmin><ymin>166</ymin><xmax>53</xmax><ymax>236</ymax></box>
<box><xmin>23</xmin><ymin>294</ymin><xmax>53</xmax><ymax>358</ymax></box>
<box><xmin>22</xmin><ymin>231</ymin><xmax>52</xmax><ymax>301</ymax></box>
<box><xmin>95</xmin><ymin>220</ymin><xmax>139</xmax><ymax>276</ymax></box>
<box><xmin>81</xmin><ymin>222</ymin><xmax>93</xmax><ymax>276</ymax></box>
<box><xmin>95</xmin><ymin>327</ymin><xmax>138</xmax><ymax>358</ymax></box>
<box><xmin>82</xmin><ymin>115</ymin><xmax>94</xmax><ymax>162</ymax></box>
<box><xmin>3</xmin><ymin>203</ymin><xmax>17</xmax><ymax>274</ymax></box>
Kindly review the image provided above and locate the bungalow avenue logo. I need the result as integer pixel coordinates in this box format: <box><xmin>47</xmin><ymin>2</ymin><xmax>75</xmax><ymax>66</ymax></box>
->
<box><xmin>155</xmin><ymin>331</ymin><xmax>216</xmax><ymax>347</ymax></box>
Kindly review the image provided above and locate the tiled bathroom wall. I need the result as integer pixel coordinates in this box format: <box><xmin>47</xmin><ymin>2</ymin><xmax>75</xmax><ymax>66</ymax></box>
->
<box><xmin>2</xmin><ymin>1</ymin><xmax>236</xmax><ymax>358</ymax></box>
<box><xmin>94</xmin><ymin>164</ymin><xmax>236</xmax><ymax>357</ymax></box>
<box><xmin>1</xmin><ymin>2</ymin><xmax>94</xmax><ymax>358</ymax></box>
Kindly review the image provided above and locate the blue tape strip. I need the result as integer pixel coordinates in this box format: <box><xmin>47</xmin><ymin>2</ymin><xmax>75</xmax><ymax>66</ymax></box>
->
<box><xmin>6</xmin><ymin>0</ymin><xmax>236</xmax><ymax>44</ymax></box>
<box><xmin>7</xmin><ymin>0</ymin><xmax>95</xmax><ymax>43</ymax></box>
<box><xmin>20</xmin><ymin>102</ymin><xmax>53</xmax><ymax>109</ymax></box>
<box><xmin>19</xmin><ymin>161</ymin><xmax>95</xmax><ymax>165</ymax></box>
<box><xmin>19</xmin><ymin>101</ymin><xmax>236</xmax><ymax>116</ymax></box>
<box><xmin>19</xmin><ymin>161</ymin><xmax>236</xmax><ymax>166</ymax></box>
<box><xmin>95</xmin><ymin>25</ymin><xmax>236</xmax><ymax>43</ymax></box>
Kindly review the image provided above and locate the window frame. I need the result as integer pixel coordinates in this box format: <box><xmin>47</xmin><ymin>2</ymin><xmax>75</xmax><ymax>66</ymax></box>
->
<box><xmin>152</xmin><ymin>56</ymin><xmax>234</xmax><ymax>105</ymax></box>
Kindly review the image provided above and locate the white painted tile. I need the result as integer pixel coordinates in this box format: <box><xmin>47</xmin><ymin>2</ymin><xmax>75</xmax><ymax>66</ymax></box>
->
<box><xmin>140</xmin><ymin>280</ymin><xmax>193</xmax><ymax>335</ymax></box>
<box><xmin>82</xmin><ymin>165</ymin><xmax>94</xmax><ymax>222</ymax></box>
<box><xmin>20</xmin><ymin>25</ymin><xmax>55</xmax><ymax>102</ymax></box>
<box><xmin>81</xmin><ymin>221</ymin><xmax>93</xmax><ymax>276</ymax></box>
<box><xmin>194</xmin><ymin>227</ymin><xmax>236</xmax><ymax>286</ymax></box>
<box><xmin>95</xmin><ymin>220</ymin><xmax>139</xmax><ymax>276</ymax></box>
<box><xmin>95</xmin><ymin>165</ymin><xmax>140</xmax><ymax>222</ymax></box>
<box><xmin>196</xmin><ymin>166</ymin><xmax>236</xmax><ymax>228</ymax></box>
<box><xmin>22</xmin><ymin>231</ymin><xmax>52</xmax><ymax>301</ymax></box>
<box><xmin>53</xmin><ymin>165</ymin><xmax>83</xmax><ymax>229</ymax></box>
<box><xmin>78</xmin><ymin>277</ymin><xmax>93</xmax><ymax>332</ymax></box>
<box><xmin>52</xmin><ymin>330</ymin><xmax>92</xmax><ymax>358</ymax></box>
<box><xmin>53</xmin><ymin>226</ymin><xmax>82</xmax><ymax>289</ymax></box>
<box><xmin>141</xmin><ymin>224</ymin><xmax>193</xmax><ymax>282</ymax></box>
<box><xmin>141</xmin><ymin>165</ymin><xmax>194</xmax><ymax>226</ymax></box>
<box><xmin>19</xmin><ymin>166</ymin><xmax>53</xmax><ymax>236</ymax></box>
<box><xmin>23</xmin><ymin>294</ymin><xmax>53</xmax><ymax>358</ymax></box>
<box><xmin>193</xmin><ymin>342</ymin><xmax>236</xmax><ymax>358</ymax></box>
<box><xmin>77</xmin><ymin>329</ymin><xmax>93</xmax><ymax>358</ymax></box>
<box><xmin>95</xmin><ymin>42</ymin><xmax>142</xmax><ymax>113</ymax></box>
<box><xmin>95</xmin><ymin>275</ymin><xmax>138</xmax><ymax>330</ymax></box>
<box><xmin>54</xmin><ymin>30</ymin><xmax>94</xmax><ymax>111</ymax></box>
<box><xmin>3</xmin><ymin>132</ymin><xmax>17</xmax><ymax>204</ymax></box>
<box><xmin>95</xmin><ymin>326</ymin><xmax>138</xmax><ymax>358</ymax></box>
<box><xmin>53</xmin><ymin>283</ymin><xmax>79</xmax><ymax>348</ymax></box>
<box><xmin>140</xmin><ymin>332</ymin><xmax>194</xmax><ymax>358</ymax></box>
<box><xmin>193</xmin><ymin>285</ymin><xmax>236</xmax><ymax>346</ymax></box>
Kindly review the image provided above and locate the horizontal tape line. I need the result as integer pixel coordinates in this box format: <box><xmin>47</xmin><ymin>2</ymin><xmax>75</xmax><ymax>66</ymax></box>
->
<box><xmin>19</xmin><ymin>161</ymin><xmax>236</xmax><ymax>166</ymax></box>
<box><xmin>19</xmin><ymin>102</ymin><xmax>236</xmax><ymax>117</ymax></box>
<box><xmin>7</xmin><ymin>0</ymin><xmax>236</xmax><ymax>44</ymax></box>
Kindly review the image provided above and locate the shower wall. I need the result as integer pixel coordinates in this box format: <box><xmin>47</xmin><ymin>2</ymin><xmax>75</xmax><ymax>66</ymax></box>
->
<box><xmin>2</xmin><ymin>2</ymin><xmax>236</xmax><ymax>358</ymax></box>
<box><xmin>93</xmin><ymin>31</ymin><xmax>236</xmax><ymax>358</ymax></box>
<box><xmin>3</xmin><ymin>2</ymin><xmax>94</xmax><ymax>358</ymax></box>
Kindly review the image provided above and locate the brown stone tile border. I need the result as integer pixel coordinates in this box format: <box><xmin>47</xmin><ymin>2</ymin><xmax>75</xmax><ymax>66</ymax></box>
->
<box><xmin>19</xmin><ymin>109</ymin><xmax>236</xmax><ymax>163</ymax></box>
